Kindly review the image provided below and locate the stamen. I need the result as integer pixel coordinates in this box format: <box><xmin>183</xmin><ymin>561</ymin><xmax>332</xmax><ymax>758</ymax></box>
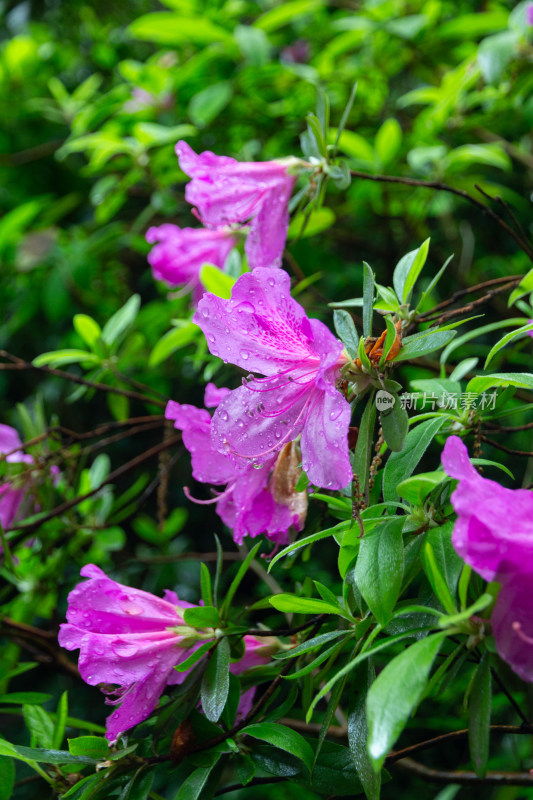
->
<box><xmin>183</xmin><ymin>484</ymin><xmax>234</xmax><ymax>506</ymax></box>
<box><xmin>512</xmin><ymin>621</ymin><xmax>533</xmax><ymax>645</ymax></box>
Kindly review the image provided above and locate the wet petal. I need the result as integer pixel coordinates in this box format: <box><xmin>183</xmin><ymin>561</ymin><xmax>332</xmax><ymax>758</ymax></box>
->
<box><xmin>300</xmin><ymin>386</ymin><xmax>352</xmax><ymax>490</ymax></box>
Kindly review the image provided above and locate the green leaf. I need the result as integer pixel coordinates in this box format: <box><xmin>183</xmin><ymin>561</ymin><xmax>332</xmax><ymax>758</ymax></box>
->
<box><xmin>396</xmin><ymin>471</ymin><xmax>445</xmax><ymax>505</ymax></box>
<box><xmin>273</xmin><ymin>630</ymin><xmax>350</xmax><ymax>660</ymax></box>
<box><xmin>267</xmin><ymin>522</ymin><xmax>350</xmax><ymax>572</ymax></box>
<box><xmin>0</xmin><ymin>741</ymin><xmax>97</xmax><ymax>765</ymax></box>
<box><xmin>445</xmin><ymin>143</ymin><xmax>511</xmax><ymax>173</ymax></box>
<box><xmin>478</xmin><ymin>31</ymin><xmax>518</xmax><ymax>84</ymax></box>
<box><xmin>220</xmin><ymin>542</ymin><xmax>261</xmax><ymax>617</ymax></box>
<box><xmin>23</xmin><ymin>705</ymin><xmax>54</xmax><ymax>749</ymax></box>
<box><xmin>174</xmin><ymin>640</ymin><xmax>215</xmax><ymax>673</ymax></box>
<box><xmin>354</xmin><ymin>517</ymin><xmax>404</xmax><ymax>626</ymax></box>
<box><xmin>508</xmin><ymin>268</ymin><xmax>533</xmax><ymax>307</ymax></box>
<box><xmin>201</xmin><ymin>637</ymin><xmax>231</xmax><ymax>722</ymax></box>
<box><xmin>0</xmin><ymin>693</ymin><xmax>51</xmax><ymax>705</ymax></box>
<box><xmin>254</xmin><ymin>0</ymin><xmax>324</xmax><ymax>31</ymax></box>
<box><xmin>188</xmin><ymin>81</ymin><xmax>233</xmax><ymax>128</ymax></box>
<box><xmin>68</xmin><ymin>736</ymin><xmax>109</xmax><ymax>760</ymax></box>
<box><xmin>421</xmin><ymin>541</ymin><xmax>457</xmax><ymax>615</ymax></box>
<box><xmin>421</xmin><ymin>522</ymin><xmax>463</xmax><ymax>612</ymax></box>
<box><xmin>176</xmin><ymin>755</ymin><xmax>221</xmax><ymax>800</ymax></box>
<box><xmin>466</xmin><ymin>372</ymin><xmax>533</xmax><ymax>398</ymax></box>
<box><xmin>101</xmin><ymin>295</ymin><xmax>141</xmax><ymax>347</ymax></box>
<box><xmin>148</xmin><ymin>323</ymin><xmax>199</xmax><ymax>366</ymax></box>
<box><xmin>269</xmin><ymin>594</ymin><xmax>345</xmax><ymax>617</ymax></box>
<box><xmin>132</xmin><ymin>122</ymin><xmax>196</xmax><ymax>147</ymax></box>
<box><xmin>438</xmin><ymin>593</ymin><xmax>493</xmax><ymax>629</ymax></box>
<box><xmin>200</xmin><ymin>562</ymin><xmax>214</xmax><ymax>607</ymax></box>
<box><xmin>383</xmin><ymin>416</ymin><xmax>447</xmax><ymax>501</ymax></box>
<box><xmin>469</xmin><ymin>653</ymin><xmax>491</xmax><ymax>778</ymax></box>
<box><xmin>32</xmin><ymin>350</ymin><xmax>100</xmax><ymax>368</ymax></box>
<box><xmin>184</xmin><ymin>606</ymin><xmax>219</xmax><ymax>629</ymax></box>
<box><xmin>52</xmin><ymin>692</ymin><xmax>68</xmax><ymax>751</ymax></box>
<box><xmin>375</xmin><ymin>118</ymin><xmax>402</xmax><ymax>167</ymax></box>
<box><xmin>73</xmin><ymin>314</ymin><xmax>102</xmax><ymax>350</ymax></box>
<box><xmin>393</xmin><ymin>239</ymin><xmax>430</xmax><ymax>305</ymax></box>
<box><xmin>242</xmin><ymin>722</ymin><xmax>313</xmax><ymax>772</ymax></box>
<box><xmin>380</xmin><ymin>394</ymin><xmax>409</xmax><ymax>452</ymax></box>
<box><xmin>484</xmin><ymin>322</ymin><xmax>533</xmax><ymax>369</ymax></box>
<box><xmin>0</xmin><ymin>757</ymin><xmax>14</xmax><ymax>800</ymax></box>
<box><xmin>288</xmin><ymin>207</ymin><xmax>336</xmax><ymax>239</ymax></box>
<box><xmin>362</xmin><ymin>262</ymin><xmax>374</xmax><ymax>337</ymax></box>
<box><xmin>353</xmin><ymin>391</ymin><xmax>377</xmax><ymax>499</ymax></box>
<box><xmin>378</xmin><ymin>315</ymin><xmax>399</xmax><ymax>366</ymax></box>
<box><xmin>348</xmin><ymin>664</ymin><xmax>380</xmax><ymax>800</ymax></box>
<box><xmin>393</xmin><ymin>329</ymin><xmax>456</xmax><ymax>362</ymax></box>
<box><xmin>128</xmin><ymin>13</ymin><xmax>234</xmax><ymax>45</ymax></box>
<box><xmin>416</xmin><ymin>254</ymin><xmax>454</xmax><ymax>311</ymax></box>
<box><xmin>440</xmin><ymin>318</ymin><xmax>526</xmax><ymax>366</ymax></box>
<box><xmin>366</xmin><ymin>633</ymin><xmax>446</xmax><ymax>770</ymax></box>
<box><xmin>334</xmin><ymin>310</ymin><xmax>358</xmax><ymax>358</ymax></box>
<box><xmin>200</xmin><ymin>264</ymin><xmax>236</xmax><ymax>299</ymax></box>
<box><xmin>329</xmin><ymin>129</ymin><xmax>374</xmax><ymax>163</ymax></box>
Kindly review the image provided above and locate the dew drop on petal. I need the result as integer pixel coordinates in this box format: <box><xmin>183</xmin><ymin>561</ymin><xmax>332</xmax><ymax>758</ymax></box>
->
<box><xmin>219</xmin><ymin>410</ymin><xmax>229</xmax><ymax>421</ymax></box>
<box><xmin>329</xmin><ymin>408</ymin><xmax>342</xmax><ymax>421</ymax></box>
<box><xmin>241</xmin><ymin>350</ymin><xmax>249</xmax><ymax>360</ymax></box>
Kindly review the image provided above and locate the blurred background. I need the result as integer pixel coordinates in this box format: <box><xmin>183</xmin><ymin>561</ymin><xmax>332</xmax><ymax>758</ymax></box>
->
<box><xmin>1</xmin><ymin>1</ymin><xmax>533</xmax><ymax>798</ymax></box>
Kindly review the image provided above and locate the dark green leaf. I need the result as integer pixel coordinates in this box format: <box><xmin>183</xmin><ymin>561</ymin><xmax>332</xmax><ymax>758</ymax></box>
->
<box><xmin>242</xmin><ymin>722</ymin><xmax>313</xmax><ymax>772</ymax></box>
<box><xmin>380</xmin><ymin>394</ymin><xmax>408</xmax><ymax>452</ymax></box>
<box><xmin>367</xmin><ymin>633</ymin><xmax>446</xmax><ymax>769</ymax></box>
<box><xmin>393</xmin><ymin>330</ymin><xmax>456</xmax><ymax>362</ymax></box>
<box><xmin>354</xmin><ymin>517</ymin><xmax>405</xmax><ymax>626</ymax></box>
<box><xmin>269</xmin><ymin>594</ymin><xmax>345</xmax><ymax>617</ymax></box>
<box><xmin>201</xmin><ymin>637</ymin><xmax>231</xmax><ymax>723</ymax></box>
<box><xmin>362</xmin><ymin>262</ymin><xmax>374</xmax><ymax>337</ymax></box>
<box><xmin>334</xmin><ymin>309</ymin><xmax>358</xmax><ymax>358</ymax></box>
<box><xmin>184</xmin><ymin>606</ymin><xmax>220</xmax><ymax>629</ymax></box>
<box><xmin>383</xmin><ymin>416</ymin><xmax>447</xmax><ymax>501</ymax></box>
<box><xmin>348</xmin><ymin>664</ymin><xmax>380</xmax><ymax>800</ymax></box>
<box><xmin>0</xmin><ymin>757</ymin><xmax>14</xmax><ymax>800</ymax></box>
<box><xmin>469</xmin><ymin>653</ymin><xmax>491</xmax><ymax>778</ymax></box>
<box><xmin>68</xmin><ymin>736</ymin><xmax>109</xmax><ymax>760</ymax></box>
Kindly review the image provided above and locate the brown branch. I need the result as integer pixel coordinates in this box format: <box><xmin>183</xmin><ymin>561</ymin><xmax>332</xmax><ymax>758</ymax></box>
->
<box><xmin>395</xmin><ymin>756</ymin><xmax>533</xmax><ymax>786</ymax></box>
<box><xmin>349</xmin><ymin>170</ymin><xmax>533</xmax><ymax>259</ymax></box>
<box><xmin>5</xmin><ymin>434</ymin><xmax>182</xmax><ymax>538</ymax></box>
<box><xmin>215</xmin><ymin>777</ymin><xmax>288</xmax><ymax>796</ymax></box>
<box><xmin>0</xmin><ymin>351</ymin><xmax>167</xmax><ymax>409</ymax></box>
<box><xmin>417</xmin><ymin>280</ymin><xmax>520</xmax><ymax>326</ymax></box>
<box><xmin>416</xmin><ymin>275</ymin><xmax>523</xmax><ymax>322</ymax></box>
<box><xmin>479</xmin><ymin>435</ymin><xmax>533</xmax><ymax>457</ymax></box>
<box><xmin>484</xmin><ymin>421</ymin><xmax>533</xmax><ymax>433</ymax></box>
<box><xmin>0</xmin><ymin>139</ymin><xmax>65</xmax><ymax>166</ymax></box>
<box><xmin>387</xmin><ymin>724</ymin><xmax>533</xmax><ymax>765</ymax></box>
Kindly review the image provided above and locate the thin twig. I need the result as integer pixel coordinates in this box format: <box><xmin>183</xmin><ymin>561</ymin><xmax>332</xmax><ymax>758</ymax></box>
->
<box><xmin>395</xmin><ymin>756</ymin><xmax>533</xmax><ymax>786</ymax></box>
<box><xmin>0</xmin><ymin>350</ymin><xmax>167</xmax><ymax>409</ymax></box>
<box><xmin>349</xmin><ymin>170</ymin><xmax>533</xmax><ymax>259</ymax></box>
<box><xmin>479</xmin><ymin>435</ymin><xmax>533</xmax><ymax>457</ymax></box>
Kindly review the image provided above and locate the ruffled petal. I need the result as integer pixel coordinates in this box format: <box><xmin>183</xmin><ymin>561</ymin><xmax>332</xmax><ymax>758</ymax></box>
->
<box><xmin>165</xmin><ymin>401</ymin><xmax>237</xmax><ymax>485</ymax></box>
<box><xmin>299</xmin><ymin>386</ymin><xmax>352</xmax><ymax>490</ymax></box>
<box><xmin>104</xmin><ymin>653</ymin><xmax>178</xmax><ymax>743</ymax></box>
<box><xmin>492</xmin><ymin>575</ymin><xmax>533</xmax><ymax>683</ymax></box>
<box><xmin>245</xmin><ymin>173</ymin><xmax>294</xmax><ymax>269</ymax></box>
<box><xmin>194</xmin><ymin>268</ymin><xmax>315</xmax><ymax>375</ymax></box>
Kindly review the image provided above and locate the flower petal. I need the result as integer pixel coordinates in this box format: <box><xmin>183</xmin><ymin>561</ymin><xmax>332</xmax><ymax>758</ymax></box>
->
<box><xmin>300</xmin><ymin>386</ymin><xmax>352</xmax><ymax>490</ymax></box>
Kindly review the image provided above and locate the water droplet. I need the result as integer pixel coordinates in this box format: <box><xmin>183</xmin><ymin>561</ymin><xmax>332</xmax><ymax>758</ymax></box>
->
<box><xmin>237</xmin><ymin>420</ymin><xmax>244</xmax><ymax>427</ymax></box>
<box><xmin>268</xmin><ymin>277</ymin><xmax>275</xmax><ymax>287</ymax></box>
<box><xmin>275</xmin><ymin>429</ymin><xmax>282</xmax><ymax>439</ymax></box>
<box><xmin>253</xmin><ymin>462</ymin><xmax>265</xmax><ymax>470</ymax></box>
<box><xmin>123</xmin><ymin>601</ymin><xmax>143</xmax><ymax>616</ymax></box>
<box><xmin>208</xmin><ymin>334</ymin><xmax>215</xmax><ymax>343</ymax></box>
<box><xmin>219</xmin><ymin>410</ymin><xmax>229</xmax><ymax>421</ymax></box>
<box><xmin>236</xmin><ymin>300</ymin><xmax>254</xmax><ymax>314</ymax></box>
<box><xmin>112</xmin><ymin>641</ymin><xmax>139</xmax><ymax>658</ymax></box>
<box><xmin>241</xmin><ymin>350</ymin><xmax>249</xmax><ymax>360</ymax></box>
<box><xmin>329</xmin><ymin>408</ymin><xmax>342</xmax><ymax>421</ymax></box>
<box><xmin>201</xmin><ymin>308</ymin><xmax>209</xmax><ymax>318</ymax></box>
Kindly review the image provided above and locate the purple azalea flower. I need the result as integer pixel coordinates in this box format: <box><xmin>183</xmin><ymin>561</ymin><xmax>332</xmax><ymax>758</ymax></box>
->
<box><xmin>165</xmin><ymin>391</ymin><xmax>306</xmax><ymax>544</ymax></box>
<box><xmin>176</xmin><ymin>141</ymin><xmax>297</xmax><ymax>270</ymax></box>
<box><xmin>0</xmin><ymin>424</ymin><xmax>33</xmax><ymax>530</ymax></box>
<box><xmin>59</xmin><ymin>565</ymin><xmax>274</xmax><ymax>742</ymax></box>
<box><xmin>193</xmin><ymin>268</ymin><xmax>353</xmax><ymax>491</ymax></box>
<box><xmin>146</xmin><ymin>224</ymin><xmax>236</xmax><ymax>303</ymax></box>
<box><xmin>441</xmin><ymin>435</ymin><xmax>533</xmax><ymax>582</ymax></box>
<box><xmin>442</xmin><ymin>436</ymin><xmax>533</xmax><ymax>682</ymax></box>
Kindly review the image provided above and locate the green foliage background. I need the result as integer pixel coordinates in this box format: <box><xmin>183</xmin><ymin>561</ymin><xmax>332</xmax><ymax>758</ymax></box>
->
<box><xmin>1</xmin><ymin>0</ymin><xmax>533</xmax><ymax>799</ymax></box>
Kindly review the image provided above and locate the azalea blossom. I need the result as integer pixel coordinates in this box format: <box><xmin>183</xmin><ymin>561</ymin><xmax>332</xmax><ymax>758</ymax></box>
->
<box><xmin>442</xmin><ymin>435</ymin><xmax>533</xmax><ymax>681</ymax></box>
<box><xmin>146</xmin><ymin>224</ymin><xmax>236</xmax><ymax>303</ymax></box>
<box><xmin>165</xmin><ymin>384</ymin><xmax>307</xmax><ymax>544</ymax></box>
<box><xmin>176</xmin><ymin>141</ymin><xmax>297</xmax><ymax>270</ymax></box>
<box><xmin>441</xmin><ymin>435</ymin><xmax>533</xmax><ymax>582</ymax></box>
<box><xmin>0</xmin><ymin>424</ymin><xmax>33</xmax><ymax>530</ymax></box>
<box><xmin>59</xmin><ymin>565</ymin><xmax>274</xmax><ymax>742</ymax></box>
<box><xmin>193</xmin><ymin>267</ymin><xmax>353</xmax><ymax>490</ymax></box>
